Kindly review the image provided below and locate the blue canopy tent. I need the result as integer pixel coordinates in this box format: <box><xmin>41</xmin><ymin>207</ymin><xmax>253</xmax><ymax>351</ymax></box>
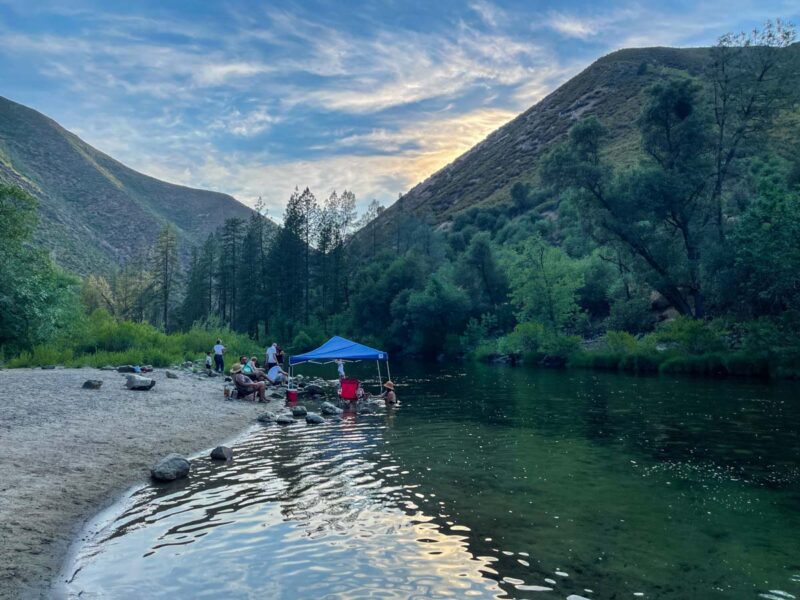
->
<box><xmin>288</xmin><ymin>336</ymin><xmax>391</xmax><ymax>390</ymax></box>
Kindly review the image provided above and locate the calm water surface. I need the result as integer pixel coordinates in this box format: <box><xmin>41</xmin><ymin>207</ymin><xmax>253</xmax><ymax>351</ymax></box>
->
<box><xmin>62</xmin><ymin>364</ymin><xmax>800</xmax><ymax>599</ymax></box>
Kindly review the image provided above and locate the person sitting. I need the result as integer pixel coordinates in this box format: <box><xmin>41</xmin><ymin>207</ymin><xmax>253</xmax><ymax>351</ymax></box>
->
<box><xmin>266</xmin><ymin>364</ymin><xmax>288</xmax><ymax>385</ymax></box>
<box><xmin>205</xmin><ymin>351</ymin><xmax>213</xmax><ymax>374</ymax></box>
<box><xmin>231</xmin><ymin>363</ymin><xmax>266</xmax><ymax>402</ymax></box>
<box><xmin>377</xmin><ymin>380</ymin><xmax>397</xmax><ymax>405</ymax></box>
<box><xmin>245</xmin><ymin>356</ymin><xmax>267</xmax><ymax>381</ymax></box>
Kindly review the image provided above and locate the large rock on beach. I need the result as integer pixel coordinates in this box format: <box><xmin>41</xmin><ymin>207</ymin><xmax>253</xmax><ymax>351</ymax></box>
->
<box><xmin>150</xmin><ymin>454</ymin><xmax>191</xmax><ymax>481</ymax></box>
<box><xmin>82</xmin><ymin>380</ymin><xmax>103</xmax><ymax>390</ymax></box>
<box><xmin>117</xmin><ymin>365</ymin><xmax>137</xmax><ymax>373</ymax></box>
<box><xmin>305</xmin><ymin>413</ymin><xmax>325</xmax><ymax>424</ymax></box>
<box><xmin>166</xmin><ymin>371</ymin><xmax>179</xmax><ymax>379</ymax></box>
<box><xmin>276</xmin><ymin>414</ymin><xmax>295</xmax><ymax>425</ymax></box>
<box><xmin>320</xmin><ymin>402</ymin><xmax>343</xmax><ymax>416</ymax></box>
<box><xmin>125</xmin><ymin>374</ymin><xmax>156</xmax><ymax>390</ymax></box>
<box><xmin>304</xmin><ymin>384</ymin><xmax>325</xmax><ymax>395</ymax></box>
<box><xmin>257</xmin><ymin>411</ymin><xmax>278</xmax><ymax>423</ymax></box>
<box><xmin>291</xmin><ymin>405</ymin><xmax>307</xmax><ymax>417</ymax></box>
<box><xmin>210</xmin><ymin>446</ymin><xmax>233</xmax><ymax>461</ymax></box>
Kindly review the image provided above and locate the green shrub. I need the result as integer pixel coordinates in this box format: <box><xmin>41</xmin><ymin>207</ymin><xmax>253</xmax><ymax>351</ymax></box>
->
<box><xmin>650</xmin><ymin>317</ymin><xmax>727</xmax><ymax>355</ymax></box>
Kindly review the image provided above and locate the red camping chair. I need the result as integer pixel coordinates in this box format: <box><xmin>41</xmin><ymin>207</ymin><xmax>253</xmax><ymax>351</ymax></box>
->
<box><xmin>338</xmin><ymin>378</ymin><xmax>361</xmax><ymax>402</ymax></box>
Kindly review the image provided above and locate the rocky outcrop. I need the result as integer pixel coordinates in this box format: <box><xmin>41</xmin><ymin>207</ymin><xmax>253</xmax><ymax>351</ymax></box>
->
<box><xmin>81</xmin><ymin>380</ymin><xmax>103</xmax><ymax>390</ymax></box>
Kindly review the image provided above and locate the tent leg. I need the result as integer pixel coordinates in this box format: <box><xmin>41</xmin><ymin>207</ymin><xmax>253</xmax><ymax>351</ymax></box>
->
<box><xmin>376</xmin><ymin>360</ymin><xmax>382</xmax><ymax>392</ymax></box>
<box><xmin>386</xmin><ymin>361</ymin><xmax>391</xmax><ymax>382</ymax></box>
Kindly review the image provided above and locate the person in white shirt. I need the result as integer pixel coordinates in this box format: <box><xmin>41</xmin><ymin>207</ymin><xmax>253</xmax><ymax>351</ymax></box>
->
<box><xmin>213</xmin><ymin>339</ymin><xmax>226</xmax><ymax>373</ymax></box>
<box><xmin>336</xmin><ymin>359</ymin><xmax>346</xmax><ymax>380</ymax></box>
<box><xmin>266</xmin><ymin>364</ymin><xmax>288</xmax><ymax>385</ymax></box>
<box><xmin>266</xmin><ymin>343</ymin><xmax>278</xmax><ymax>368</ymax></box>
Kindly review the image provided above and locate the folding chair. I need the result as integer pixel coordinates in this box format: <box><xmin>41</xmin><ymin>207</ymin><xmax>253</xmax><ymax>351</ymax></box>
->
<box><xmin>338</xmin><ymin>378</ymin><xmax>361</xmax><ymax>402</ymax></box>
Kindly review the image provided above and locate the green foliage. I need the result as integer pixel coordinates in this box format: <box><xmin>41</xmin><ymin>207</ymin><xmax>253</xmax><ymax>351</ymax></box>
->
<box><xmin>291</xmin><ymin>331</ymin><xmax>314</xmax><ymax>353</ymax></box>
<box><xmin>650</xmin><ymin>317</ymin><xmax>727</xmax><ymax>355</ymax></box>
<box><xmin>497</xmin><ymin>321</ymin><xmax>580</xmax><ymax>362</ymax></box>
<box><xmin>504</xmin><ymin>236</ymin><xmax>584</xmax><ymax>332</ymax></box>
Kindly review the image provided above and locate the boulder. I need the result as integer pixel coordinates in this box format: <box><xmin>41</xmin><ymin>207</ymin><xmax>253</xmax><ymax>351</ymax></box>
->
<box><xmin>290</xmin><ymin>405</ymin><xmax>307</xmax><ymax>417</ymax></box>
<box><xmin>320</xmin><ymin>402</ymin><xmax>343</xmax><ymax>416</ymax></box>
<box><xmin>82</xmin><ymin>380</ymin><xmax>103</xmax><ymax>390</ymax></box>
<box><xmin>117</xmin><ymin>365</ymin><xmax>137</xmax><ymax>373</ymax></box>
<box><xmin>166</xmin><ymin>371</ymin><xmax>179</xmax><ymax>379</ymax></box>
<box><xmin>125</xmin><ymin>374</ymin><xmax>156</xmax><ymax>390</ymax></box>
<box><xmin>304</xmin><ymin>384</ymin><xmax>325</xmax><ymax>396</ymax></box>
<box><xmin>276</xmin><ymin>414</ymin><xmax>295</xmax><ymax>425</ymax></box>
<box><xmin>210</xmin><ymin>446</ymin><xmax>233</xmax><ymax>461</ymax></box>
<box><xmin>257</xmin><ymin>411</ymin><xmax>278</xmax><ymax>423</ymax></box>
<box><xmin>150</xmin><ymin>454</ymin><xmax>190</xmax><ymax>481</ymax></box>
<box><xmin>305</xmin><ymin>412</ymin><xmax>325</xmax><ymax>424</ymax></box>
<box><xmin>41</xmin><ymin>365</ymin><xmax>56</xmax><ymax>370</ymax></box>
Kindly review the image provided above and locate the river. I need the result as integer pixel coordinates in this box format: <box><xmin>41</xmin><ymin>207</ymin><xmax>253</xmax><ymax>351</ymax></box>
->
<box><xmin>60</xmin><ymin>363</ymin><xmax>800</xmax><ymax>599</ymax></box>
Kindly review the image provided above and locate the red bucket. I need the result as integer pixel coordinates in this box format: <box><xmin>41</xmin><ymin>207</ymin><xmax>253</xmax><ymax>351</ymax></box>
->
<box><xmin>286</xmin><ymin>389</ymin><xmax>298</xmax><ymax>402</ymax></box>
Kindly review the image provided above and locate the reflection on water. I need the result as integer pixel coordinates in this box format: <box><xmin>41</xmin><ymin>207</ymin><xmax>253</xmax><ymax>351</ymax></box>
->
<box><xmin>63</xmin><ymin>364</ymin><xmax>800</xmax><ymax>599</ymax></box>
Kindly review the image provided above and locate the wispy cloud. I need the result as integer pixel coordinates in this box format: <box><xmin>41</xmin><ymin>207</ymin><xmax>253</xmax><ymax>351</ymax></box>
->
<box><xmin>1</xmin><ymin>0</ymin><xmax>797</xmax><ymax>219</ymax></box>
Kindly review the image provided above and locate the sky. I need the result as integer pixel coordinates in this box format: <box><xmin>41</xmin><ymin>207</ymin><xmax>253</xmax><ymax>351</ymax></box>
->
<box><xmin>1</xmin><ymin>0</ymin><xmax>798</xmax><ymax>218</ymax></box>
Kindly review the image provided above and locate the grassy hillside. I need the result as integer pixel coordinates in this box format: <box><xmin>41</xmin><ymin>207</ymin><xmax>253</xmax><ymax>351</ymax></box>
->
<box><xmin>0</xmin><ymin>96</ymin><xmax>257</xmax><ymax>274</ymax></box>
<box><xmin>374</xmin><ymin>45</ymin><xmax>798</xmax><ymax>228</ymax></box>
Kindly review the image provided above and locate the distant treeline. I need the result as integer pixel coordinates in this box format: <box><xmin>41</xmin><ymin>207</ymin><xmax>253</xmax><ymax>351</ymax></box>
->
<box><xmin>2</xmin><ymin>22</ymin><xmax>800</xmax><ymax>377</ymax></box>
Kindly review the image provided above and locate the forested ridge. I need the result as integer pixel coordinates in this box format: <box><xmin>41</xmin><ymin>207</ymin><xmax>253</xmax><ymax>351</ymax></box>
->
<box><xmin>3</xmin><ymin>23</ymin><xmax>800</xmax><ymax>378</ymax></box>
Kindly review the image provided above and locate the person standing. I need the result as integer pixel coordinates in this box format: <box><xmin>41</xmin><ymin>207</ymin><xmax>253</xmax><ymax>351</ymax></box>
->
<box><xmin>213</xmin><ymin>339</ymin><xmax>226</xmax><ymax>373</ymax></box>
<box><xmin>266</xmin><ymin>342</ymin><xmax>278</xmax><ymax>369</ymax></box>
<box><xmin>336</xmin><ymin>359</ymin><xmax>346</xmax><ymax>380</ymax></box>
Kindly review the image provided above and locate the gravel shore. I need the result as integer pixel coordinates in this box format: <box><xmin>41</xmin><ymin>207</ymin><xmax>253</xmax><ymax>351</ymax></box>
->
<box><xmin>0</xmin><ymin>367</ymin><xmax>268</xmax><ymax>600</ymax></box>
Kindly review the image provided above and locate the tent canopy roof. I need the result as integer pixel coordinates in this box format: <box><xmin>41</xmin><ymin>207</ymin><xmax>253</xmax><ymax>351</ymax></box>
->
<box><xmin>289</xmin><ymin>336</ymin><xmax>389</xmax><ymax>365</ymax></box>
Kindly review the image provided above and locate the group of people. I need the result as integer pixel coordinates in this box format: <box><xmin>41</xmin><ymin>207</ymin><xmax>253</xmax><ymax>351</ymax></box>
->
<box><xmin>212</xmin><ymin>339</ymin><xmax>397</xmax><ymax>405</ymax></box>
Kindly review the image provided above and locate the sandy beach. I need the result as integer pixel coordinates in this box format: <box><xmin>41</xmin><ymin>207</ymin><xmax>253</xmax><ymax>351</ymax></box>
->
<box><xmin>0</xmin><ymin>367</ymin><xmax>269</xmax><ymax>600</ymax></box>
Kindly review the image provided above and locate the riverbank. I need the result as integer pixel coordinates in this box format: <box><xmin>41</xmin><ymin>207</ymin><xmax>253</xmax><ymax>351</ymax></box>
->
<box><xmin>0</xmin><ymin>367</ymin><xmax>267</xmax><ymax>600</ymax></box>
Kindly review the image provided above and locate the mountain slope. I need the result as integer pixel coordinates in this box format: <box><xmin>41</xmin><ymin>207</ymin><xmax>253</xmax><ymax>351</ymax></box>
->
<box><xmin>377</xmin><ymin>44</ymin><xmax>798</xmax><ymax>227</ymax></box>
<box><xmin>0</xmin><ymin>96</ymin><xmax>256</xmax><ymax>274</ymax></box>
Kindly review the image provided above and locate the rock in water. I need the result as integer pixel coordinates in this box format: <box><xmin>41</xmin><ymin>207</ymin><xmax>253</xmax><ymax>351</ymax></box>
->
<box><xmin>82</xmin><ymin>380</ymin><xmax>103</xmax><ymax>390</ymax></box>
<box><xmin>320</xmin><ymin>402</ymin><xmax>343</xmax><ymax>416</ymax></box>
<box><xmin>291</xmin><ymin>405</ymin><xmax>307</xmax><ymax>417</ymax></box>
<box><xmin>125</xmin><ymin>374</ymin><xmax>156</xmax><ymax>390</ymax></box>
<box><xmin>117</xmin><ymin>365</ymin><xmax>137</xmax><ymax>373</ymax></box>
<box><xmin>276</xmin><ymin>414</ymin><xmax>295</xmax><ymax>425</ymax></box>
<box><xmin>166</xmin><ymin>371</ymin><xmax>179</xmax><ymax>379</ymax></box>
<box><xmin>257</xmin><ymin>411</ymin><xmax>277</xmax><ymax>423</ymax></box>
<box><xmin>150</xmin><ymin>454</ymin><xmax>190</xmax><ymax>481</ymax></box>
<box><xmin>210</xmin><ymin>446</ymin><xmax>233</xmax><ymax>461</ymax></box>
<box><xmin>304</xmin><ymin>384</ymin><xmax>324</xmax><ymax>395</ymax></box>
<box><xmin>305</xmin><ymin>413</ymin><xmax>325</xmax><ymax>424</ymax></box>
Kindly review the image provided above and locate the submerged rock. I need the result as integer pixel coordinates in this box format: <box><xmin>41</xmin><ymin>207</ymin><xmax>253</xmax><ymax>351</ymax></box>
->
<box><xmin>276</xmin><ymin>414</ymin><xmax>295</xmax><ymax>425</ymax></box>
<box><xmin>290</xmin><ymin>405</ymin><xmax>307</xmax><ymax>417</ymax></box>
<box><xmin>320</xmin><ymin>402</ymin><xmax>343</xmax><ymax>416</ymax></box>
<box><xmin>166</xmin><ymin>371</ymin><xmax>179</xmax><ymax>379</ymax></box>
<box><xmin>305</xmin><ymin>413</ymin><xmax>325</xmax><ymax>424</ymax></box>
<box><xmin>210</xmin><ymin>446</ymin><xmax>233</xmax><ymax>461</ymax></box>
<box><xmin>150</xmin><ymin>454</ymin><xmax>190</xmax><ymax>481</ymax></box>
<box><xmin>82</xmin><ymin>380</ymin><xmax>103</xmax><ymax>390</ymax></box>
<box><xmin>125</xmin><ymin>374</ymin><xmax>156</xmax><ymax>390</ymax></box>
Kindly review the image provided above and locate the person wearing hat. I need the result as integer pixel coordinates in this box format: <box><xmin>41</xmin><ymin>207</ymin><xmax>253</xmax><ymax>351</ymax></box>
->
<box><xmin>379</xmin><ymin>380</ymin><xmax>396</xmax><ymax>405</ymax></box>
<box><xmin>231</xmin><ymin>363</ymin><xmax>266</xmax><ymax>402</ymax></box>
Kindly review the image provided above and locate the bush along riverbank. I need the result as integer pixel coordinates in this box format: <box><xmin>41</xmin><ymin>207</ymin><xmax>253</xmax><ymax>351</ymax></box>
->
<box><xmin>3</xmin><ymin>310</ymin><xmax>264</xmax><ymax>369</ymax></box>
<box><xmin>469</xmin><ymin>315</ymin><xmax>800</xmax><ymax>380</ymax></box>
